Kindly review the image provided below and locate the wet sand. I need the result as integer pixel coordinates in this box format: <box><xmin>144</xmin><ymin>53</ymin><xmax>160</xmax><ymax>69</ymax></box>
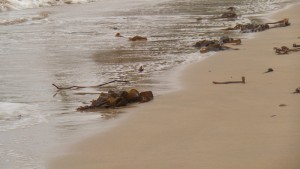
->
<box><xmin>49</xmin><ymin>3</ymin><xmax>300</xmax><ymax>169</ymax></box>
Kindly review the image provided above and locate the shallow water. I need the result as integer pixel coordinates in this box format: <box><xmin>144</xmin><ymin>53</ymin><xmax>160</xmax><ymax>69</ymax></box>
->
<box><xmin>0</xmin><ymin>0</ymin><xmax>295</xmax><ymax>168</ymax></box>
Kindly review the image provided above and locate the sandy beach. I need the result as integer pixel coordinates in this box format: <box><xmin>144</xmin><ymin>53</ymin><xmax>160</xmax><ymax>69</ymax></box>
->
<box><xmin>48</xmin><ymin>3</ymin><xmax>300</xmax><ymax>169</ymax></box>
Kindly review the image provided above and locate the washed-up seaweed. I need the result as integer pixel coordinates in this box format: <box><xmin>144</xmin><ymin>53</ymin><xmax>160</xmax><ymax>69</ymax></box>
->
<box><xmin>193</xmin><ymin>36</ymin><xmax>241</xmax><ymax>53</ymax></box>
<box><xmin>223</xmin><ymin>18</ymin><xmax>290</xmax><ymax>33</ymax></box>
<box><xmin>273</xmin><ymin>43</ymin><xmax>300</xmax><ymax>55</ymax></box>
<box><xmin>77</xmin><ymin>89</ymin><xmax>153</xmax><ymax>111</ymax></box>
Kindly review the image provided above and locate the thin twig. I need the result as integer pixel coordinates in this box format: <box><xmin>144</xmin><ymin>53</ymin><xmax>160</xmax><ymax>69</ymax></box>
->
<box><xmin>52</xmin><ymin>80</ymin><xmax>130</xmax><ymax>90</ymax></box>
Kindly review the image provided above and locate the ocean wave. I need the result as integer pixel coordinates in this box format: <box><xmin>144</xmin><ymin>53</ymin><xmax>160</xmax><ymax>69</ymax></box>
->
<box><xmin>0</xmin><ymin>11</ymin><xmax>49</xmax><ymax>25</ymax></box>
<box><xmin>0</xmin><ymin>0</ymin><xmax>91</xmax><ymax>12</ymax></box>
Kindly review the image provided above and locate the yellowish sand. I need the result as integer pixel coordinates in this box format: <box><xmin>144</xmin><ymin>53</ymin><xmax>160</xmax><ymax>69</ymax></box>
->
<box><xmin>49</xmin><ymin>3</ymin><xmax>300</xmax><ymax>169</ymax></box>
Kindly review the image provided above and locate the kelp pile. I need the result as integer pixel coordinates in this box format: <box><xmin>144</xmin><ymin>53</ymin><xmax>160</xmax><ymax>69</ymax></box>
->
<box><xmin>77</xmin><ymin>89</ymin><xmax>153</xmax><ymax>111</ymax></box>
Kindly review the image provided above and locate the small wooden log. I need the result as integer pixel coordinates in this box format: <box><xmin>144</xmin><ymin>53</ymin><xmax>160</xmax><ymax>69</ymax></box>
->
<box><xmin>293</xmin><ymin>43</ymin><xmax>300</xmax><ymax>47</ymax></box>
<box><xmin>213</xmin><ymin>76</ymin><xmax>245</xmax><ymax>84</ymax></box>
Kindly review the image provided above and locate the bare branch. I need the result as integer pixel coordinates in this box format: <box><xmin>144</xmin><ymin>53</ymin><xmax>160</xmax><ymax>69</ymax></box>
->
<box><xmin>52</xmin><ymin>80</ymin><xmax>130</xmax><ymax>90</ymax></box>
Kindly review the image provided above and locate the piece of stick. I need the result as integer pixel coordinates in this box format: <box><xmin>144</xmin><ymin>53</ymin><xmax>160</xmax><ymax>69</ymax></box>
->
<box><xmin>263</xmin><ymin>68</ymin><xmax>274</xmax><ymax>74</ymax></box>
<box><xmin>293</xmin><ymin>43</ymin><xmax>300</xmax><ymax>47</ymax></box>
<box><xmin>265</xmin><ymin>18</ymin><xmax>289</xmax><ymax>25</ymax></box>
<box><xmin>52</xmin><ymin>80</ymin><xmax>130</xmax><ymax>90</ymax></box>
<box><xmin>213</xmin><ymin>76</ymin><xmax>246</xmax><ymax>84</ymax></box>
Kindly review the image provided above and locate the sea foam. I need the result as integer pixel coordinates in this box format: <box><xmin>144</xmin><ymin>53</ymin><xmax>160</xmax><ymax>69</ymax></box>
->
<box><xmin>0</xmin><ymin>102</ymin><xmax>47</xmax><ymax>131</ymax></box>
<box><xmin>0</xmin><ymin>0</ymin><xmax>90</xmax><ymax>12</ymax></box>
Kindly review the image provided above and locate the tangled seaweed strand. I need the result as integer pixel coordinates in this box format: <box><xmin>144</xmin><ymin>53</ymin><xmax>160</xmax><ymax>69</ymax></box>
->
<box><xmin>273</xmin><ymin>44</ymin><xmax>300</xmax><ymax>55</ymax></box>
<box><xmin>223</xmin><ymin>18</ymin><xmax>290</xmax><ymax>33</ymax></box>
<box><xmin>193</xmin><ymin>36</ymin><xmax>241</xmax><ymax>53</ymax></box>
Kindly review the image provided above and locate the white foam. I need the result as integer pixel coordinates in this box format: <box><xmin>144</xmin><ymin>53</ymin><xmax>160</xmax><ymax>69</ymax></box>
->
<box><xmin>0</xmin><ymin>0</ymin><xmax>90</xmax><ymax>12</ymax></box>
<box><xmin>0</xmin><ymin>102</ymin><xmax>47</xmax><ymax>131</ymax></box>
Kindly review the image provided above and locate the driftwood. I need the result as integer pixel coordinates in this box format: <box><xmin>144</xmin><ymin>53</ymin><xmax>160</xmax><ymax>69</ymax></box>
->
<box><xmin>213</xmin><ymin>76</ymin><xmax>246</xmax><ymax>84</ymax></box>
<box><xmin>279</xmin><ymin>104</ymin><xmax>287</xmax><ymax>107</ymax></box>
<box><xmin>52</xmin><ymin>80</ymin><xmax>130</xmax><ymax>90</ymax></box>
<box><xmin>129</xmin><ymin>36</ymin><xmax>147</xmax><ymax>41</ymax></box>
<box><xmin>293</xmin><ymin>43</ymin><xmax>300</xmax><ymax>47</ymax></box>
<box><xmin>114</xmin><ymin>33</ymin><xmax>147</xmax><ymax>41</ymax></box>
<box><xmin>265</xmin><ymin>18</ymin><xmax>290</xmax><ymax>26</ymax></box>
<box><xmin>273</xmin><ymin>44</ymin><xmax>300</xmax><ymax>55</ymax></box>
<box><xmin>222</xmin><ymin>18</ymin><xmax>290</xmax><ymax>33</ymax></box>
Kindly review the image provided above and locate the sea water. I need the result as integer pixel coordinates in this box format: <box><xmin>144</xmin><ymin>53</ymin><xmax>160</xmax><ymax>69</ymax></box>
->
<box><xmin>0</xmin><ymin>0</ymin><xmax>295</xmax><ymax>168</ymax></box>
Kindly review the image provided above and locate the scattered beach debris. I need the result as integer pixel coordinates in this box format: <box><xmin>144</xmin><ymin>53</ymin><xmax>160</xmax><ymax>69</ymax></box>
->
<box><xmin>115</xmin><ymin>32</ymin><xmax>123</xmax><ymax>37</ymax></box>
<box><xmin>220</xmin><ymin>7</ymin><xmax>238</xmax><ymax>19</ymax></box>
<box><xmin>138</xmin><ymin>66</ymin><xmax>144</xmax><ymax>72</ymax></box>
<box><xmin>213</xmin><ymin>76</ymin><xmax>246</xmax><ymax>84</ymax></box>
<box><xmin>279</xmin><ymin>104</ymin><xmax>287</xmax><ymax>107</ymax></box>
<box><xmin>263</xmin><ymin>68</ymin><xmax>274</xmax><ymax>74</ymax></box>
<box><xmin>194</xmin><ymin>36</ymin><xmax>241</xmax><ymax>53</ymax></box>
<box><xmin>77</xmin><ymin>89</ymin><xmax>153</xmax><ymax>111</ymax></box>
<box><xmin>219</xmin><ymin>36</ymin><xmax>241</xmax><ymax>45</ymax></box>
<box><xmin>111</xmin><ymin>27</ymin><xmax>118</xmax><ymax>30</ymax></box>
<box><xmin>52</xmin><ymin>80</ymin><xmax>130</xmax><ymax>90</ymax></box>
<box><xmin>293</xmin><ymin>87</ymin><xmax>300</xmax><ymax>94</ymax></box>
<box><xmin>222</xmin><ymin>18</ymin><xmax>290</xmax><ymax>33</ymax></box>
<box><xmin>194</xmin><ymin>39</ymin><xmax>219</xmax><ymax>48</ymax></box>
<box><xmin>273</xmin><ymin>44</ymin><xmax>300</xmax><ymax>55</ymax></box>
<box><xmin>293</xmin><ymin>43</ymin><xmax>300</xmax><ymax>47</ymax></box>
<box><xmin>129</xmin><ymin>35</ymin><xmax>147</xmax><ymax>41</ymax></box>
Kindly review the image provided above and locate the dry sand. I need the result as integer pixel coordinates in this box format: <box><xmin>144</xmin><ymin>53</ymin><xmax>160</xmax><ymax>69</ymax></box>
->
<box><xmin>49</xmin><ymin>3</ymin><xmax>300</xmax><ymax>169</ymax></box>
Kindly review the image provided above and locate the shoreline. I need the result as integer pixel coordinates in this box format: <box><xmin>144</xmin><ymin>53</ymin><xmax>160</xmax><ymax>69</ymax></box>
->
<box><xmin>48</xmin><ymin>2</ymin><xmax>300</xmax><ymax>169</ymax></box>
